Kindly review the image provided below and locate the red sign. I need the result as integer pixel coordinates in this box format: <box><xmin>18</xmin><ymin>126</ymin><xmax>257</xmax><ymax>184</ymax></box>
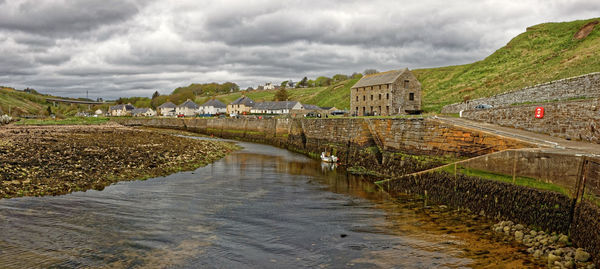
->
<box><xmin>535</xmin><ymin>107</ymin><xmax>544</xmax><ymax>119</ymax></box>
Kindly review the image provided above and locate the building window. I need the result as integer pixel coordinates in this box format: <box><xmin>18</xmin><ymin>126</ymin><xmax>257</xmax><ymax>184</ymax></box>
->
<box><xmin>386</xmin><ymin>93</ymin><xmax>389</xmax><ymax>99</ymax></box>
<box><xmin>363</xmin><ymin>95</ymin><xmax>366</xmax><ymax>101</ymax></box>
<box><xmin>356</xmin><ymin>96</ymin><xmax>358</xmax><ymax>101</ymax></box>
<box><xmin>362</xmin><ymin>107</ymin><xmax>366</xmax><ymax>115</ymax></box>
<box><xmin>378</xmin><ymin>106</ymin><xmax>381</xmax><ymax>113</ymax></box>
<box><xmin>386</xmin><ymin>106</ymin><xmax>389</xmax><ymax>115</ymax></box>
<box><xmin>370</xmin><ymin>95</ymin><xmax>373</xmax><ymax>101</ymax></box>
<box><xmin>356</xmin><ymin>107</ymin><xmax>358</xmax><ymax>113</ymax></box>
<box><xmin>409</xmin><ymin>92</ymin><xmax>415</xmax><ymax>101</ymax></box>
<box><xmin>404</xmin><ymin>80</ymin><xmax>409</xmax><ymax>88</ymax></box>
<box><xmin>370</xmin><ymin>106</ymin><xmax>373</xmax><ymax>113</ymax></box>
<box><xmin>378</xmin><ymin>94</ymin><xmax>381</xmax><ymax>100</ymax></box>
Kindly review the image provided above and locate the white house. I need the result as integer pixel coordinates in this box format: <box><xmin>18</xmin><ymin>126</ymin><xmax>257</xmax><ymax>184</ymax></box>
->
<box><xmin>264</xmin><ymin>82</ymin><xmax>275</xmax><ymax>90</ymax></box>
<box><xmin>109</xmin><ymin>103</ymin><xmax>135</xmax><ymax>116</ymax></box>
<box><xmin>131</xmin><ymin>108</ymin><xmax>156</xmax><ymax>117</ymax></box>
<box><xmin>158</xmin><ymin>102</ymin><xmax>176</xmax><ymax>117</ymax></box>
<box><xmin>250</xmin><ymin>101</ymin><xmax>303</xmax><ymax>114</ymax></box>
<box><xmin>176</xmin><ymin>99</ymin><xmax>199</xmax><ymax>117</ymax></box>
<box><xmin>199</xmin><ymin>99</ymin><xmax>227</xmax><ymax>115</ymax></box>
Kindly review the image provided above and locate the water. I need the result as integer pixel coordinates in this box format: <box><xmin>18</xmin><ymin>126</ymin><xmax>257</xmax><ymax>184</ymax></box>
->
<box><xmin>0</xmin><ymin>141</ymin><xmax>537</xmax><ymax>268</ymax></box>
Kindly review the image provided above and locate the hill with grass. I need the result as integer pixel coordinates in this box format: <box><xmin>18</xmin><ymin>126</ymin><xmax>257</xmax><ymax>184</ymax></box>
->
<box><xmin>414</xmin><ymin>18</ymin><xmax>600</xmax><ymax>112</ymax></box>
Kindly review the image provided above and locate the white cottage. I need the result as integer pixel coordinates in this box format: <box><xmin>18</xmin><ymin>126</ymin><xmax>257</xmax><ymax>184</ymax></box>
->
<box><xmin>157</xmin><ymin>102</ymin><xmax>176</xmax><ymax>117</ymax></box>
<box><xmin>176</xmin><ymin>99</ymin><xmax>199</xmax><ymax>117</ymax></box>
<box><xmin>250</xmin><ymin>101</ymin><xmax>303</xmax><ymax>114</ymax></box>
<box><xmin>199</xmin><ymin>99</ymin><xmax>227</xmax><ymax>115</ymax></box>
<box><xmin>131</xmin><ymin>108</ymin><xmax>156</xmax><ymax>117</ymax></box>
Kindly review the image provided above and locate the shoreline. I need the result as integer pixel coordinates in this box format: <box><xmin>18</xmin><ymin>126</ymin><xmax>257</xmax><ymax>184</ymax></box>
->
<box><xmin>0</xmin><ymin>124</ymin><xmax>239</xmax><ymax>199</ymax></box>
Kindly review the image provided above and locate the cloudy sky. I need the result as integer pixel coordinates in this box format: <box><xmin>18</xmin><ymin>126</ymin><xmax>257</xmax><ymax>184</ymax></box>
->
<box><xmin>0</xmin><ymin>0</ymin><xmax>599</xmax><ymax>99</ymax></box>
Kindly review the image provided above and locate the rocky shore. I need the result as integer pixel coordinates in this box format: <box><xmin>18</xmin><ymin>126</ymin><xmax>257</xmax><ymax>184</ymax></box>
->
<box><xmin>0</xmin><ymin>124</ymin><xmax>239</xmax><ymax>198</ymax></box>
<box><xmin>492</xmin><ymin>221</ymin><xmax>596</xmax><ymax>269</ymax></box>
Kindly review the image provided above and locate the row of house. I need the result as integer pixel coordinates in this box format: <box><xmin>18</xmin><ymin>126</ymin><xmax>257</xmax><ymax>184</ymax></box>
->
<box><xmin>157</xmin><ymin>99</ymin><xmax>228</xmax><ymax>117</ymax></box>
<box><xmin>109</xmin><ymin>104</ymin><xmax>157</xmax><ymax>117</ymax></box>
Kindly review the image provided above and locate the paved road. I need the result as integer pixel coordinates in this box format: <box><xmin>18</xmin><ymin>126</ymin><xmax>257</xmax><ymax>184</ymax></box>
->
<box><xmin>435</xmin><ymin>116</ymin><xmax>600</xmax><ymax>156</ymax></box>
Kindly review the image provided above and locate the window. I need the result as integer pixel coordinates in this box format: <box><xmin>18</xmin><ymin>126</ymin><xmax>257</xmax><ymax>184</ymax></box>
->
<box><xmin>370</xmin><ymin>95</ymin><xmax>373</xmax><ymax>101</ymax></box>
<box><xmin>404</xmin><ymin>80</ymin><xmax>410</xmax><ymax>88</ymax></box>
<box><xmin>378</xmin><ymin>106</ymin><xmax>381</xmax><ymax>113</ymax></box>
<box><xmin>362</xmin><ymin>107</ymin><xmax>366</xmax><ymax>115</ymax></box>
<box><xmin>356</xmin><ymin>96</ymin><xmax>358</xmax><ymax>102</ymax></box>
<box><xmin>409</xmin><ymin>92</ymin><xmax>415</xmax><ymax>101</ymax></box>
<box><xmin>386</xmin><ymin>93</ymin><xmax>389</xmax><ymax>99</ymax></box>
<box><xmin>378</xmin><ymin>94</ymin><xmax>381</xmax><ymax>100</ymax></box>
<box><xmin>386</xmin><ymin>106</ymin><xmax>389</xmax><ymax>115</ymax></box>
<box><xmin>370</xmin><ymin>106</ymin><xmax>373</xmax><ymax>113</ymax></box>
<box><xmin>363</xmin><ymin>95</ymin><xmax>366</xmax><ymax>101</ymax></box>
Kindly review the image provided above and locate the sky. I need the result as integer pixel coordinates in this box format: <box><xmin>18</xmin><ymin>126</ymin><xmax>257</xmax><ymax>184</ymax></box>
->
<box><xmin>0</xmin><ymin>0</ymin><xmax>599</xmax><ymax>99</ymax></box>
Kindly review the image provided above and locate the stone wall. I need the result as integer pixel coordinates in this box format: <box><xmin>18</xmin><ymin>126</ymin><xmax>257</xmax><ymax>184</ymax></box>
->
<box><xmin>462</xmin><ymin>98</ymin><xmax>600</xmax><ymax>143</ymax></box>
<box><xmin>442</xmin><ymin>72</ymin><xmax>600</xmax><ymax>114</ymax></box>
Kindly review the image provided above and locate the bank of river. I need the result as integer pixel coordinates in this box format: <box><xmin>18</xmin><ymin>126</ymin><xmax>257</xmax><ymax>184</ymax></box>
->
<box><xmin>0</xmin><ymin>140</ymin><xmax>545</xmax><ymax>268</ymax></box>
<box><xmin>0</xmin><ymin>124</ymin><xmax>238</xmax><ymax>198</ymax></box>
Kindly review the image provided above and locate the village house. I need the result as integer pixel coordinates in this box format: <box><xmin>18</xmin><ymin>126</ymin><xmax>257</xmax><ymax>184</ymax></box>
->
<box><xmin>157</xmin><ymin>102</ymin><xmax>176</xmax><ymax>117</ymax></box>
<box><xmin>199</xmin><ymin>99</ymin><xmax>227</xmax><ymax>115</ymax></box>
<box><xmin>176</xmin><ymin>99</ymin><xmax>199</xmax><ymax>117</ymax></box>
<box><xmin>109</xmin><ymin>103</ymin><xmax>135</xmax><ymax>116</ymax></box>
<box><xmin>264</xmin><ymin>82</ymin><xmax>275</xmax><ymax>90</ymax></box>
<box><xmin>250</xmin><ymin>101</ymin><xmax>303</xmax><ymax>114</ymax></box>
<box><xmin>131</xmin><ymin>107</ymin><xmax>156</xmax><ymax>117</ymax></box>
<box><xmin>350</xmin><ymin>68</ymin><xmax>421</xmax><ymax>116</ymax></box>
<box><xmin>227</xmin><ymin>96</ymin><xmax>255</xmax><ymax>115</ymax></box>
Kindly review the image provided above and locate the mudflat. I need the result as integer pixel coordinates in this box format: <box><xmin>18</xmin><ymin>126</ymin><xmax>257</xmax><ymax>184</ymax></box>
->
<box><xmin>0</xmin><ymin>124</ymin><xmax>238</xmax><ymax>199</ymax></box>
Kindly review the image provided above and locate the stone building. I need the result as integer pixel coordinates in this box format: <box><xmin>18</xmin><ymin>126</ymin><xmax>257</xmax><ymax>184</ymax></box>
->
<box><xmin>350</xmin><ymin>68</ymin><xmax>421</xmax><ymax>116</ymax></box>
<box><xmin>176</xmin><ymin>99</ymin><xmax>199</xmax><ymax>117</ymax></box>
<box><xmin>227</xmin><ymin>96</ymin><xmax>255</xmax><ymax>115</ymax></box>
<box><xmin>199</xmin><ymin>99</ymin><xmax>227</xmax><ymax>115</ymax></box>
<box><xmin>157</xmin><ymin>102</ymin><xmax>176</xmax><ymax>117</ymax></box>
<box><xmin>109</xmin><ymin>103</ymin><xmax>135</xmax><ymax>116</ymax></box>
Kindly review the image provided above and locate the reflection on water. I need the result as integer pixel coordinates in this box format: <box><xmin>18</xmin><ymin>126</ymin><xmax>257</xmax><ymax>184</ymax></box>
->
<box><xmin>0</xmin><ymin>141</ymin><xmax>537</xmax><ymax>268</ymax></box>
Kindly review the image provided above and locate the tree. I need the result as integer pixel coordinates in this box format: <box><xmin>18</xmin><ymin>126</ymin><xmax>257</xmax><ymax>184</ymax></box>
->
<box><xmin>280</xmin><ymin>80</ymin><xmax>289</xmax><ymax>87</ymax></box>
<box><xmin>332</xmin><ymin>74</ymin><xmax>348</xmax><ymax>82</ymax></box>
<box><xmin>351</xmin><ymin>72</ymin><xmax>363</xmax><ymax>79</ymax></box>
<box><xmin>363</xmin><ymin>69</ymin><xmax>378</xmax><ymax>75</ymax></box>
<box><xmin>152</xmin><ymin>91</ymin><xmax>160</xmax><ymax>99</ymax></box>
<box><xmin>274</xmin><ymin>88</ymin><xmax>289</xmax><ymax>101</ymax></box>
<box><xmin>297</xmin><ymin>77</ymin><xmax>308</xmax><ymax>88</ymax></box>
<box><xmin>315</xmin><ymin>76</ymin><xmax>332</xmax><ymax>87</ymax></box>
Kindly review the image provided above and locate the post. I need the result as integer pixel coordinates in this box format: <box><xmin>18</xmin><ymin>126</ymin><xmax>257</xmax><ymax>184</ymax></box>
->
<box><xmin>512</xmin><ymin>152</ymin><xmax>518</xmax><ymax>184</ymax></box>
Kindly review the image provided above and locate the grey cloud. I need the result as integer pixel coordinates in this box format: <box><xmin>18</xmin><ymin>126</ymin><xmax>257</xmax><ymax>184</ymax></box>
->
<box><xmin>0</xmin><ymin>0</ymin><xmax>141</xmax><ymax>37</ymax></box>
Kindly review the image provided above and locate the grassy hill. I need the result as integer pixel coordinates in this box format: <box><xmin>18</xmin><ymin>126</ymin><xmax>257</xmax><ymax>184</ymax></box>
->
<box><xmin>0</xmin><ymin>86</ymin><xmax>109</xmax><ymax>117</ymax></box>
<box><xmin>414</xmin><ymin>17</ymin><xmax>600</xmax><ymax>112</ymax></box>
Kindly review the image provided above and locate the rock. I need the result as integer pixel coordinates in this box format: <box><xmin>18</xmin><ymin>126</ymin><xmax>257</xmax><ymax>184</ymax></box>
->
<box><xmin>554</xmin><ymin>248</ymin><xmax>563</xmax><ymax>256</ymax></box>
<box><xmin>533</xmin><ymin>250</ymin><xmax>543</xmax><ymax>258</ymax></box>
<box><xmin>558</xmin><ymin>234</ymin><xmax>569</xmax><ymax>246</ymax></box>
<box><xmin>540</xmin><ymin>238</ymin><xmax>549</xmax><ymax>246</ymax></box>
<box><xmin>587</xmin><ymin>264</ymin><xmax>596</xmax><ymax>269</ymax></box>
<box><xmin>575</xmin><ymin>248</ymin><xmax>591</xmax><ymax>262</ymax></box>
<box><xmin>530</xmin><ymin>230</ymin><xmax>538</xmax><ymax>237</ymax></box>
<box><xmin>563</xmin><ymin>260</ymin><xmax>575</xmax><ymax>269</ymax></box>
<box><xmin>494</xmin><ymin>226</ymin><xmax>503</xmax><ymax>233</ymax></box>
<box><xmin>515</xmin><ymin>231</ymin><xmax>524</xmax><ymax>241</ymax></box>
<box><xmin>514</xmin><ymin>224</ymin><xmax>524</xmax><ymax>230</ymax></box>
<box><xmin>547</xmin><ymin>253</ymin><xmax>561</xmax><ymax>265</ymax></box>
<box><xmin>527</xmin><ymin>247</ymin><xmax>535</xmax><ymax>254</ymax></box>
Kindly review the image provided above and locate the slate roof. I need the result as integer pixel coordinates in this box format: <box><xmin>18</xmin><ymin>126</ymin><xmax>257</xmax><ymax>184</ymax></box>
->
<box><xmin>131</xmin><ymin>108</ymin><xmax>153</xmax><ymax>115</ymax></box>
<box><xmin>158</xmin><ymin>102</ymin><xmax>176</xmax><ymax>109</ymax></box>
<box><xmin>110</xmin><ymin>104</ymin><xmax>135</xmax><ymax>111</ymax></box>
<box><xmin>230</xmin><ymin>96</ymin><xmax>255</xmax><ymax>107</ymax></box>
<box><xmin>351</xmin><ymin>68</ymin><xmax>408</xmax><ymax>89</ymax></box>
<box><xmin>253</xmin><ymin>101</ymin><xmax>300</xmax><ymax>110</ymax></box>
<box><xmin>302</xmin><ymin>104</ymin><xmax>322</xmax><ymax>110</ymax></box>
<box><xmin>177</xmin><ymin>99</ymin><xmax>199</xmax><ymax>109</ymax></box>
<box><xmin>201</xmin><ymin>99</ymin><xmax>226</xmax><ymax>108</ymax></box>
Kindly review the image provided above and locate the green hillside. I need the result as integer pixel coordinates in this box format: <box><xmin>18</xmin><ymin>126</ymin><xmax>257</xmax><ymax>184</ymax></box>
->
<box><xmin>414</xmin><ymin>18</ymin><xmax>600</xmax><ymax>112</ymax></box>
<box><xmin>0</xmin><ymin>86</ymin><xmax>109</xmax><ymax>117</ymax></box>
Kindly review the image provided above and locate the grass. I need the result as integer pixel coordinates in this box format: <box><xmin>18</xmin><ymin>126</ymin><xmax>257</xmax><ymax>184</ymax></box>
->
<box><xmin>415</xmin><ymin>17</ymin><xmax>600</xmax><ymax>112</ymax></box>
<box><xmin>440</xmin><ymin>165</ymin><xmax>570</xmax><ymax>197</ymax></box>
<box><xmin>15</xmin><ymin>117</ymin><xmax>110</xmax><ymax>125</ymax></box>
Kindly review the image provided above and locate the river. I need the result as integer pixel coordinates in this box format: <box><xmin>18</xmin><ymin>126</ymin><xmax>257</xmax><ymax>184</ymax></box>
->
<box><xmin>0</xmin><ymin>140</ymin><xmax>539</xmax><ymax>268</ymax></box>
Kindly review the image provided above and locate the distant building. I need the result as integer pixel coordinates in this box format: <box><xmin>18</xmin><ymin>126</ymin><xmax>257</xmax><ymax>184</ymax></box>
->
<box><xmin>94</xmin><ymin>109</ymin><xmax>103</xmax><ymax>115</ymax></box>
<box><xmin>227</xmin><ymin>96</ymin><xmax>255</xmax><ymax>115</ymax></box>
<box><xmin>251</xmin><ymin>101</ymin><xmax>303</xmax><ymax>114</ymax></box>
<box><xmin>302</xmin><ymin>104</ymin><xmax>322</xmax><ymax>111</ymax></box>
<box><xmin>256</xmin><ymin>85</ymin><xmax>264</xmax><ymax>91</ymax></box>
<box><xmin>264</xmin><ymin>83</ymin><xmax>275</xmax><ymax>90</ymax></box>
<box><xmin>131</xmin><ymin>108</ymin><xmax>156</xmax><ymax>117</ymax></box>
<box><xmin>176</xmin><ymin>99</ymin><xmax>199</xmax><ymax>117</ymax></box>
<box><xmin>158</xmin><ymin>102</ymin><xmax>176</xmax><ymax>117</ymax></box>
<box><xmin>350</xmin><ymin>68</ymin><xmax>421</xmax><ymax>116</ymax></box>
<box><xmin>109</xmin><ymin>103</ymin><xmax>135</xmax><ymax>116</ymax></box>
<box><xmin>199</xmin><ymin>99</ymin><xmax>227</xmax><ymax>115</ymax></box>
